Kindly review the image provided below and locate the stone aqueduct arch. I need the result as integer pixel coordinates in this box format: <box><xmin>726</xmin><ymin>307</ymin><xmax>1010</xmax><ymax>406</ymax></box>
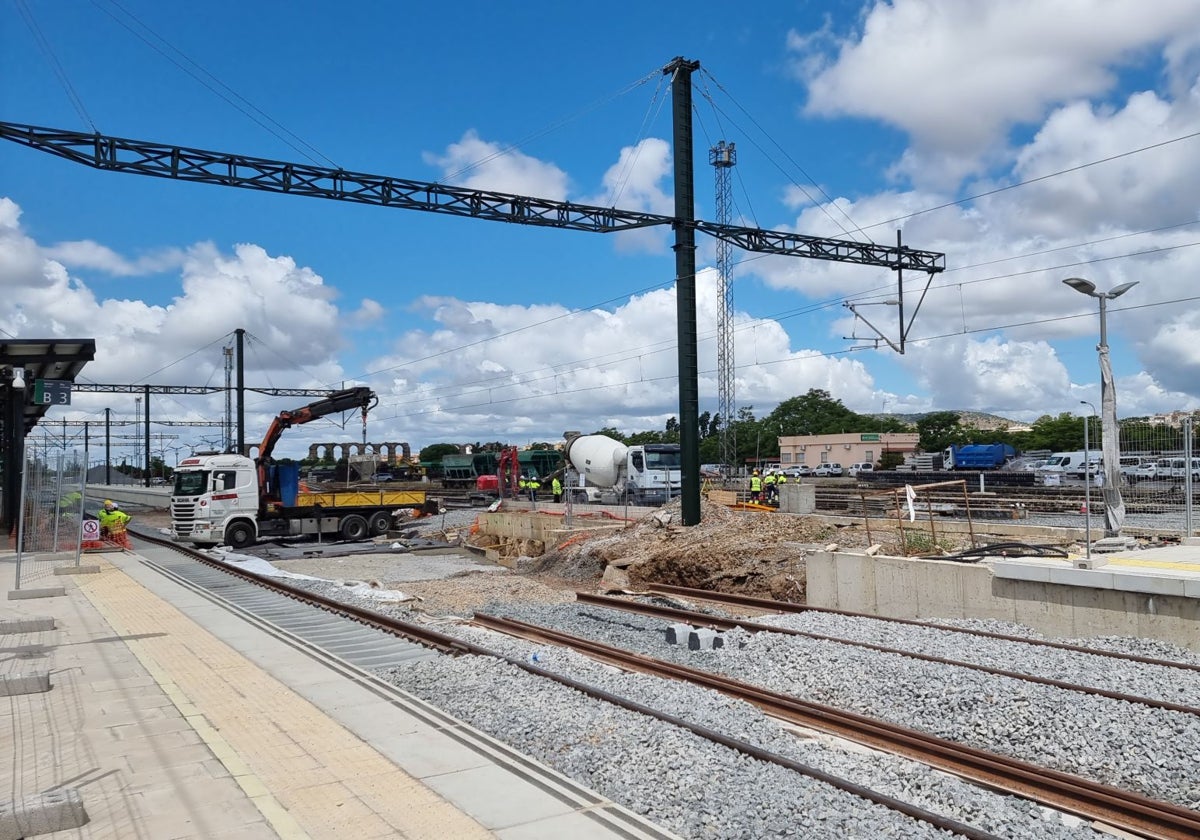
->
<box><xmin>307</xmin><ymin>441</ymin><xmax>412</xmax><ymax>462</ymax></box>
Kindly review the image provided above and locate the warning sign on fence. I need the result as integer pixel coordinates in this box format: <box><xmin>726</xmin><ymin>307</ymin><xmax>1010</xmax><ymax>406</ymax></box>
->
<box><xmin>82</xmin><ymin>519</ymin><xmax>100</xmax><ymax>541</ymax></box>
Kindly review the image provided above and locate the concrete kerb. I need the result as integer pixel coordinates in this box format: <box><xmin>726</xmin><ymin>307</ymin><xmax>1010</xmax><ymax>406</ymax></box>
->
<box><xmin>53</xmin><ymin>565</ymin><xmax>102</xmax><ymax>575</ymax></box>
<box><xmin>6</xmin><ymin>587</ymin><xmax>66</xmax><ymax>601</ymax></box>
<box><xmin>0</xmin><ymin>616</ymin><xmax>55</xmax><ymax>633</ymax></box>
<box><xmin>0</xmin><ymin>790</ymin><xmax>88</xmax><ymax>840</ymax></box>
<box><xmin>0</xmin><ymin>670</ymin><xmax>51</xmax><ymax>697</ymax></box>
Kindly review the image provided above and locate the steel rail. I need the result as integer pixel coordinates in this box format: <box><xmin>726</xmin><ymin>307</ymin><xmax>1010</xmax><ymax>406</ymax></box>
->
<box><xmin>645</xmin><ymin>583</ymin><xmax>1200</xmax><ymax>674</ymax></box>
<box><xmin>473</xmin><ymin>612</ymin><xmax>1200</xmax><ymax>840</ymax></box>
<box><xmin>575</xmin><ymin>592</ymin><xmax>1200</xmax><ymax>717</ymax></box>
<box><xmin>123</xmin><ymin>527</ymin><xmax>995</xmax><ymax>839</ymax></box>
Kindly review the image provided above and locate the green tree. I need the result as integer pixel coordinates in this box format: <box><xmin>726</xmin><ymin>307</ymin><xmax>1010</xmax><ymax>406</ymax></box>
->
<box><xmin>916</xmin><ymin>411</ymin><xmax>965</xmax><ymax>452</ymax></box>
<box><xmin>768</xmin><ymin>389</ymin><xmax>861</xmax><ymax>435</ymax></box>
<box><xmin>1018</xmin><ymin>413</ymin><xmax>1085</xmax><ymax>452</ymax></box>
<box><xmin>419</xmin><ymin>443</ymin><xmax>460</xmax><ymax>463</ymax></box>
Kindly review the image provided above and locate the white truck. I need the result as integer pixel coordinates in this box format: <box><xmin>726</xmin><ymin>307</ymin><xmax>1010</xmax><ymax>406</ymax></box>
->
<box><xmin>563</xmin><ymin>433</ymin><xmax>682</xmax><ymax>506</ymax></box>
<box><xmin>171</xmin><ymin>388</ymin><xmax>433</xmax><ymax>549</ymax></box>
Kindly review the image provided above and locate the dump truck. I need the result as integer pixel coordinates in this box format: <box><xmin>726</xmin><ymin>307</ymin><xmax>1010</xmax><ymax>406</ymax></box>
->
<box><xmin>171</xmin><ymin>387</ymin><xmax>434</xmax><ymax>548</ymax></box>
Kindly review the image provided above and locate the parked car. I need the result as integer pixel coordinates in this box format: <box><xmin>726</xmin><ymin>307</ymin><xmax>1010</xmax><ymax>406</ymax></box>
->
<box><xmin>372</xmin><ymin>472</ymin><xmax>394</xmax><ymax>482</ymax></box>
<box><xmin>1133</xmin><ymin>462</ymin><xmax>1158</xmax><ymax>481</ymax></box>
<box><xmin>827</xmin><ymin>463</ymin><xmax>844</xmax><ymax>476</ymax></box>
<box><xmin>813</xmin><ymin>464</ymin><xmax>833</xmax><ymax>477</ymax></box>
<box><xmin>787</xmin><ymin>465</ymin><xmax>812</xmax><ymax>478</ymax></box>
<box><xmin>848</xmin><ymin>462</ymin><xmax>874</xmax><ymax>477</ymax></box>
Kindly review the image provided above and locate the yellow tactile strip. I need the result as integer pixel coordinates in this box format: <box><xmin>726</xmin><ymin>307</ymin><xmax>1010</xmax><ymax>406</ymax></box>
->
<box><xmin>75</xmin><ymin>560</ymin><xmax>494</xmax><ymax>840</ymax></box>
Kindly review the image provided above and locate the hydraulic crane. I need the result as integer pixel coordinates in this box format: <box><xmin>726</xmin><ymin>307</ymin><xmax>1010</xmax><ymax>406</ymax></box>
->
<box><xmin>0</xmin><ymin>57</ymin><xmax>946</xmax><ymax>526</ymax></box>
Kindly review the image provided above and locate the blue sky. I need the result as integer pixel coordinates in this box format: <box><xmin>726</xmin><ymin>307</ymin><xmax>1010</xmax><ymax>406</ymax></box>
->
<box><xmin>3</xmin><ymin>0</ymin><xmax>1200</xmax><ymax>460</ymax></box>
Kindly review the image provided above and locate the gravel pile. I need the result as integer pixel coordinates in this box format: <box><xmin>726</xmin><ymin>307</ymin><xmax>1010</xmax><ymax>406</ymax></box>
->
<box><xmin>474</xmin><ymin>603</ymin><xmax>1200</xmax><ymax>810</ymax></box>
<box><xmin>379</xmin><ymin>635</ymin><xmax>1097</xmax><ymax>840</ymax></box>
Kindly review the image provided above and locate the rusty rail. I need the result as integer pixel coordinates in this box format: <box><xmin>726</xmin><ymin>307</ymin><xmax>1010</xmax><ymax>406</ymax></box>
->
<box><xmin>474</xmin><ymin>612</ymin><xmax>1200</xmax><ymax>840</ymax></box>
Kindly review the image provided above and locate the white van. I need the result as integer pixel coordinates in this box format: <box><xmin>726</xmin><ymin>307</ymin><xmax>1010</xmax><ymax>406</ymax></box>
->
<box><xmin>1036</xmin><ymin>451</ymin><xmax>1086</xmax><ymax>477</ymax></box>
<box><xmin>848</xmin><ymin>462</ymin><xmax>874</xmax><ymax>477</ymax></box>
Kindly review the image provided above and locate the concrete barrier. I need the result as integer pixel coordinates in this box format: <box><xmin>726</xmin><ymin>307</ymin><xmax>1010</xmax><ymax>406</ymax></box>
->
<box><xmin>84</xmin><ymin>485</ymin><xmax>171</xmax><ymax>510</ymax></box>
<box><xmin>807</xmin><ymin>550</ymin><xmax>1200</xmax><ymax>652</ymax></box>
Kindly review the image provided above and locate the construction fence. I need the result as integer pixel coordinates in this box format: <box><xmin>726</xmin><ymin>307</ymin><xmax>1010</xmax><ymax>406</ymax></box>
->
<box><xmin>8</xmin><ymin>446</ymin><xmax>130</xmax><ymax>592</ymax></box>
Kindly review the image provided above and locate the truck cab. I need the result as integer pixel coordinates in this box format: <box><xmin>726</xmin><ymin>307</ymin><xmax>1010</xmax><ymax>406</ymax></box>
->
<box><xmin>172</xmin><ymin>453</ymin><xmax>259</xmax><ymax>548</ymax></box>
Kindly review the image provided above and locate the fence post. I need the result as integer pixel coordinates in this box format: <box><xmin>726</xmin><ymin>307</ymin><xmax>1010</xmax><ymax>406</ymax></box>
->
<box><xmin>1185</xmin><ymin>417</ymin><xmax>1194</xmax><ymax>539</ymax></box>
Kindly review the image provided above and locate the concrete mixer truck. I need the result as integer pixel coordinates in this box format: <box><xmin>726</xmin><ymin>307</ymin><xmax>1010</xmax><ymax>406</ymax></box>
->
<box><xmin>562</xmin><ymin>433</ymin><xmax>682</xmax><ymax>506</ymax></box>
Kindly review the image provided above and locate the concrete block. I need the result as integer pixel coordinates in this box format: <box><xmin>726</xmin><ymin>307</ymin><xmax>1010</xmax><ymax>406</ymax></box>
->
<box><xmin>1109</xmin><ymin>573</ymin><xmax>1186</xmax><ymax>597</ymax></box>
<box><xmin>1048</xmin><ymin>567</ymin><xmax>1114</xmax><ymax>590</ymax></box>
<box><xmin>912</xmin><ymin>559</ymin><xmax>966</xmax><ymax>619</ymax></box>
<box><xmin>53</xmin><ymin>565</ymin><xmax>101</xmax><ymax>575</ymax></box>
<box><xmin>874</xmin><ymin>556</ymin><xmax>919</xmax><ymax>619</ymax></box>
<box><xmin>687</xmin><ymin>628</ymin><xmax>723</xmax><ymax>650</ymax></box>
<box><xmin>989</xmin><ymin>562</ymin><xmax>1052</xmax><ymax>583</ymax></box>
<box><xmin>1071</xmin><ymin>589</ymin><xmax>1140</xmax><ymax>639</ymax></box>
<box><xmin>0</xmin><ymin>671</ymin><xmax>51</xmax><ymax>697</ymax></box>
<box><xmin>665</xmin><ymin>623</ymin><xmax>693</xmax><ymax>645</ymax></box>
<box><xmin>6</xmin><ymin>587</ymin><xmax>66</xmax><ymax>601</ymax></box>
<box><xmin>0</xmin><ymin>616</ymin><xmax>55</xmax><ymax>634</ymax></box>
<box><xmin>0</xmin><ymin>789</ymin><xmax>89</xmax><ymax>839</ymax></box>
<box><xmin>833</xmin><ymin>553</ymin><xmax>876</xmax><ymax>613</ymax></box>
<box><xmin>1184</xmin><ymin>578</ymin><xmax>1200</xmax><ymax>599</ymax></box>
<box><xmin>805</xmin><ymin>551</ymin><xmax>838</xmax><ymax>609</ymax></box>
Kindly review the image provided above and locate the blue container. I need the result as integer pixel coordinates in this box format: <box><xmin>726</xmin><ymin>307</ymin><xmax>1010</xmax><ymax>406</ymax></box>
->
<box><xmin>277</xmin><ymin>463</ymin><xmax>301</xmax><ymax>507</ymax></box>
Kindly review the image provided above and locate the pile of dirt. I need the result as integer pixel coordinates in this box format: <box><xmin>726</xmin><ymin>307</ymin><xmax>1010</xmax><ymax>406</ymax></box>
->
<box><xmin>530</xmin><ymin>499</ymin><xmax>854</xmax><ymax>602</ymax></box>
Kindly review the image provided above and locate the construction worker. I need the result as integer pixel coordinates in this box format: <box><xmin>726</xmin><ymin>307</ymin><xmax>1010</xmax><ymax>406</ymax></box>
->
<box><xmin>551</xmin><ymin>475</ymin><xmax>562</xmax><ymax>503</ymax></box>
<box><xmin>97</xmin><ymin>500</ymin><xmax>131</xmax><ymax>548</ymax></box>
<box><xmin>521</xmin><ymin>474</ymin><xmax>538</xmax><ymax>503</ymax></box>
<box><xmin>763</xmin><ymin>470</ymin><xmax>777</xmax><ymax>504</ymax></box>
<box><xmin>774</xmin><ymin>471</ymin><xmax>788</xmax><ymax>504</ymax></box>
<box><xmin>749</xmin><ymin>470</ymin><xmax>762</xmax><ymax>502</ymax></box>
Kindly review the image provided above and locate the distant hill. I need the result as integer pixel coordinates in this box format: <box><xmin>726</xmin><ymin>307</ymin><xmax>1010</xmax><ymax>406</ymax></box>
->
<box><xmin>869</xmin><ymin>410</ymin><xmax>1032</xmax><ymax>432</ymax></box>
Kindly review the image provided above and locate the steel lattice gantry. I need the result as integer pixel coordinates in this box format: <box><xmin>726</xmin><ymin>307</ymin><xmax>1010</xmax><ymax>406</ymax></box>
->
<box><xmin>0</xmin><ymin>59</ymin><xmax>945</xmax><ymax>525</ymax></box>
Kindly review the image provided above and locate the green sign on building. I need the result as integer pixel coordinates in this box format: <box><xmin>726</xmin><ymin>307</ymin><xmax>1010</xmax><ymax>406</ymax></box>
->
<box><xmin>860</xmin><ymin>433</ymin><xmax>880</xmax><ymax>442</ymax></box>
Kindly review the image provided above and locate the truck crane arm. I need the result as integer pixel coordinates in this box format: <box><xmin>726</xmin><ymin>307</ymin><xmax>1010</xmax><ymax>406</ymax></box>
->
<box><xmin>257</xmin><ymin>387</ymin><xmax>376</xmax><ymax>464</ymax></box>
<box><xmin>253</xmin><ymin>386</ymin><xmax>376</xmax><ymax>513</ymax></box>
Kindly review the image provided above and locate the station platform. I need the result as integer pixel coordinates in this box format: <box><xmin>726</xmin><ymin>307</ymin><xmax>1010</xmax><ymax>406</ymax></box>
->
<box><xmin>1</xmin><ymin>548</ymin><xmax>675</xmax><ymax>840</ymax></box>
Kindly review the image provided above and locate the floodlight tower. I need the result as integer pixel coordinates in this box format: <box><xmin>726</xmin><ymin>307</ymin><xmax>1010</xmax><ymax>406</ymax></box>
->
<box><xmin>710</xmin><ymin>140</ymin><xmax>737</xmax><ymax>469</ymax></box>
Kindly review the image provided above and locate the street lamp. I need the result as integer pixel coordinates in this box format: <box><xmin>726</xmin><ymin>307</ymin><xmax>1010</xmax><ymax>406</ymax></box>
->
<box><xmin>1063</xmin><ymin>277</ymin><xmax>1138</xmax><ymax>537</ymax></box>
<box><xmin>1080</xmin><ymin>400</ymin><xmax>1097</xmax><ymax>562</ymax></box>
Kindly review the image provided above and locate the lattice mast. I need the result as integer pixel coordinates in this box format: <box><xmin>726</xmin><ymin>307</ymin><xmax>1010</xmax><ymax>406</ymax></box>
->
<box><xmin>709</xmin><ymin>141</ymin><xmax>737</xmax><ymax>468</ymax></box>
<box><xmin>223</xmin><ymin>344</ymin><xmax>233</xmax><ymax>452</ymax></box>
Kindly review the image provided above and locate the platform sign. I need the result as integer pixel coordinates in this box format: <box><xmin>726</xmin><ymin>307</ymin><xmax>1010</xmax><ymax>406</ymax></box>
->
<box><xmin>33</xmin><ymin>379</ymin><xmax>72</xmax><ymax>406</ymax></box>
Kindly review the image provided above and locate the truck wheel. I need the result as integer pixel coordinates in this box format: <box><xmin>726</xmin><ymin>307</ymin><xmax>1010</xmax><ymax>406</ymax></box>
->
<box><xmin>224</xmin><ymin>521</ymin><xmax>255</xmax><ymax>549</ymax></box>
<box><xmin>367</xmin><ymin>511</ymin><xmax>392</xmax><ymax>536</ymax></box>
<box><xmin>339</xmin><ymin>514</ymin><xmax>369</xmax><ymax>541</ymax></box>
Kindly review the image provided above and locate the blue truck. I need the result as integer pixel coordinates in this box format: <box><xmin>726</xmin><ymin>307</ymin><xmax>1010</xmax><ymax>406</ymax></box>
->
<box><xmin>942</xmin><ymin>443</ymin><xmax>1016</xmax><ymax>470</ymax></box>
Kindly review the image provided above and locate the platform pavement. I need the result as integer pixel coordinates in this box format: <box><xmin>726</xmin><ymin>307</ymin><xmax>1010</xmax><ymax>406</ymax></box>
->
<box><xmin>1</xmin><ymin>548</ymin><xmax>677</xmax><ymax>840</ymax></box>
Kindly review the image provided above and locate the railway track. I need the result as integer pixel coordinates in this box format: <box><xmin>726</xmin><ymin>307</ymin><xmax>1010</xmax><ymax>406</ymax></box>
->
<box><xmin>472</xmin><ymin>611</ymin><xmax>1200</xmax><ymax>840</ymax></box>
<box><xmin>574</xmin><ymin>591</ymin><xmax>1200</xmax><ymax>716</ymax></box>
<box><xmin>124</xmin><ymin>525</ymin><xmax>1200</xmax><ymax>840</ymax></box>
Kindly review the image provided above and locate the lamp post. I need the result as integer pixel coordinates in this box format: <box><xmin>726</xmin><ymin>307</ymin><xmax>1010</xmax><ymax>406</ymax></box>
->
<box><xmin>1063</xmin><ymin>278</ymin><xmax>1138</xmax><ymax>537</ymax></box>
<box><xmin>1080</xmin><ymin>400</ymin><xmax>1097</xmax><ymax>562</ymax></box>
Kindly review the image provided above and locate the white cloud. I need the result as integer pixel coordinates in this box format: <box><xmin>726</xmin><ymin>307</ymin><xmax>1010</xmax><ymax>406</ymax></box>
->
<box><xmin>422</xmin><ymin>129</ymin><xmax>570</xmax><ymax>199</ymax></box>
<box><xmin>42</xmin><ymin>240</ymin><xmax>185</xmax><ymax>276</ymax></box>
<box><xmin>582</xmin><ymin>137</ymin><xmax>675</xmax><ymax>254</ymax></box>
<box><xmin>788</xmin><ymin>0</ymin><xmax>1200</xmax><ymax>187</ymax></box>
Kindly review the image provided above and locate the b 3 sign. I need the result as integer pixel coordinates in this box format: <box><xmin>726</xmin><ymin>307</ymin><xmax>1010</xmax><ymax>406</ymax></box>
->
<box><xmin>34</xmin><ymin>379</ymin><xmax>71</xmax><ymax>405</ymax></box>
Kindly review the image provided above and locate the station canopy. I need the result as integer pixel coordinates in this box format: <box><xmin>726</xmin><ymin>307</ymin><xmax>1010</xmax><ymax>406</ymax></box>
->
<box><xmin>1</xmin><ymin>339</ymin><xmax>96</xmax><ymax>433</ymax></box>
